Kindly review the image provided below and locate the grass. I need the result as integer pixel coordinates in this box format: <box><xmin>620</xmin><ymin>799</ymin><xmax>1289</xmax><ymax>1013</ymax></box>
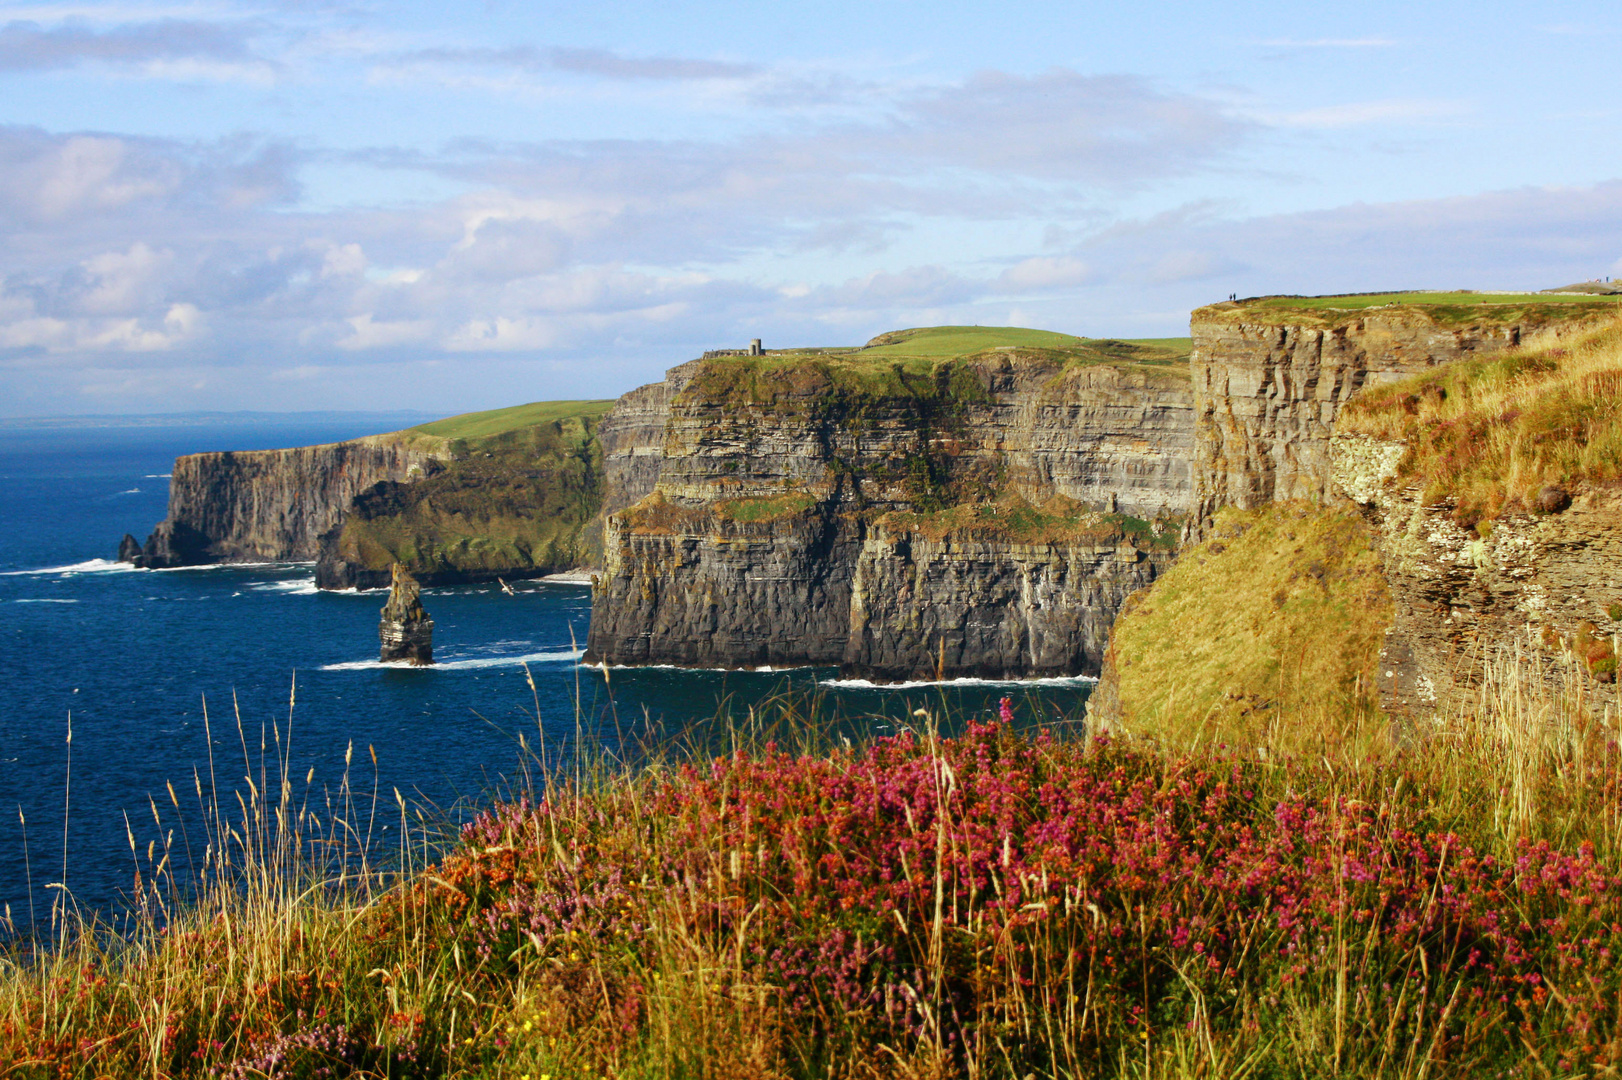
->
<box><xmin>1099</xmin><ymin>502</ymin><xmax>1392</xmax><ymax>753</ymax></box>
<box><xmin>9</xmin><ymin>654</ymin><xmax>1622</xmax><ymax>1078</ymax></box>
<box><xmin>1248</xmin><ymin>292</ymin><xmax>1622</xmax><ymax>311</ymax></box>
<box><xmin>856</xmin><ymin>326</ymin><xmax>1093</xmax><ymax>357</ymax></box>
<box><xmin>1337</xmin><ymin>313</ymin><xmax>1622</xmax><ymax>527</ymax></box>
<box><xmin>408</xmin><ymin>400</ymin><xmax>615</xmax><ymax>443</ymax></box>
<box><xmin>1200</xmin><ymin>293</ymin><xmax>1622</xmax><ymax>331</ymax></box>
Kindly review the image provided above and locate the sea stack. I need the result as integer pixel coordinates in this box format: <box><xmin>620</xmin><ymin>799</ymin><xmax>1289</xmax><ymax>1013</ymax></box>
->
<box><xmin>379</xmin><ymin>563</ymin><xmax>434</xmax><ymax>665</ymax></box>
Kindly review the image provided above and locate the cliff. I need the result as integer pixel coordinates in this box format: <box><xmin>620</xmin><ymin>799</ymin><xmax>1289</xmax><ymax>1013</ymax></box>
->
<box><xmin>128</xmin><ymin>399</ymin><xmax>615</xmax><ymax>585</ymax></box>
<box><xmin>133</xmin><ymin>436</ymin><xmax>443</xmax><ymax>567</ymax></box>
<box><xmin>585</xmin><ymin>328</ymin><xmax>1193</xmax><ymax>679</ymax></box>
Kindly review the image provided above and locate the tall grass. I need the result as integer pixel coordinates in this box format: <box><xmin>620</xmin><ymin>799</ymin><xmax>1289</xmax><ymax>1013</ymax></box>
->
<box><xmin>1340</xmin><ymin>313</ymin><xmax>1622</xmax><ymax>527</ymax></box>
<box><xmin>6</xmin><ymin>658</ymin><xmax>1622</xmax><ymax>1078</ymax></box>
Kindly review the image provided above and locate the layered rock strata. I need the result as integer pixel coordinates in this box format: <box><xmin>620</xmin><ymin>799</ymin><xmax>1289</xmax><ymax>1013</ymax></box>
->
<box><xmin>1189</xmin><ymin>305</ymin><xmax>1573</xmax><ymax>528</ymax></box>
<box><xmin>130</xmin><ymin>436</ymin><xmax>441</xmax><ymax>567</ymax></box>
<box><xmin>586</xmin><ymin>349</ymin><xmax>1191</xmax><ymax>678</ymax></box>
<box><xmin>379</xmin><ymin>564</ymin><xmax>434</xmax><ymax>665</ymax></box>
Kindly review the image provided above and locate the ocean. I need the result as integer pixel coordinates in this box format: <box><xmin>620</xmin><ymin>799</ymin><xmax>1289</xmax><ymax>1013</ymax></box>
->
<box><xmin>0</xmin><ymin>416</ymin><xmax>1092</xmax><ymax>930</ymax></box>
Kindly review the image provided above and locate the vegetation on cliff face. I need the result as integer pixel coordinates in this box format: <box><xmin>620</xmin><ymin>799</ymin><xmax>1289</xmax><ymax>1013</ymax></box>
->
<box><xmin>1098</xmin><ymin>502</ymin><xmax>1390</xmax><ymax>751</ymax></box>
<box><xmin>319</xmin><ymin>407</ymin><xmax>609</xmax><ymax>587</ymax></box>
<box><xmin>877</xmin><ymin>493</ymin><xmax>1183</xmax><ymax>549</ymax></box>
<box><xmin>1338</xmin><ymin>314</ymin><xmax>1622</xmax><ymax>527</ymax></box>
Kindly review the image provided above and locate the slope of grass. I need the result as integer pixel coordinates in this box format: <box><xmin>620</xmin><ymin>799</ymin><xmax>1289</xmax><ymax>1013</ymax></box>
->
<box><xmin>1100</xmin><ymin>502</ymin><xmax>1391</xmax><ymax>753</ymax></box>
<box><xmin>857</xmin><ymin>325</ymin><xmax>1092</xmax><ymax>356</ymax></box>
<box><xmin>323</xmin><ymin>410</ymin><xmax>606</xmax><ymax>585</ymax></box>
<box><xmin>408</xmin><ymin>399</ymin><xmax>615</xmax><ymax>442</ymax></box>
<box><xmin>1338</xmin><ymin>313</ymin><xmax>1622</xmax><ymax>526</ymax></box>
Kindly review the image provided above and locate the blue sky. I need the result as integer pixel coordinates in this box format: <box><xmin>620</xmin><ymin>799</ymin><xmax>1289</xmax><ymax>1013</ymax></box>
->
<box><xmin>0</xmin><ymin>0</ymin><xmax>1618</xmax><ymax>416</ymax></box>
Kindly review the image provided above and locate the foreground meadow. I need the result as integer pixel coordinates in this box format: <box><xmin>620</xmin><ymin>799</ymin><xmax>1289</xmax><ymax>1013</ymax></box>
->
<box><xmin>3</xmin><ymin>653</ymin><xmax>1621</xmax><ymax>1079</ymax></box>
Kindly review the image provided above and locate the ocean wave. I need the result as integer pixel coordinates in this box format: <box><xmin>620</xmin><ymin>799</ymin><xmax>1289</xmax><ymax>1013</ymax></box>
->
<box><xmin>318</xmin><ymin>648</ymin><xmax>584</xmax><ymax>672</ymax></box>
<box><xmin>114</xmin><ymin>488</ymin><xmax>141</xmax><ymax>495</ymax></box>
<box><xmin>14</xmin><ymin>598</ymin><xmax>80</xmax><ymax>603</ymax></box>
<box><xmin>1</xmin><ymin>558</ymin><xmax>140</xmax><ymax>576</ymax></box>
<box><xmin>143</xmin><ymin>473</ymin><xmax>172</xmax><ymax>478</ymax></box>
<box><xmin>819</xmin><ymin>674</ymin><xmax>1098</xmax><ymax>690</ymax></box>
<box><xmin>247</xmin><ymin>579</ymin><xmax>318</xmax><ymax>595</ymax></box>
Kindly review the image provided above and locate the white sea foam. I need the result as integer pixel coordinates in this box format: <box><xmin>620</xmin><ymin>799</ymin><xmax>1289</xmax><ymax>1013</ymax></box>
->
<box><xmin>318</xmin><ymin>649</ymin><xmax>584</xmax><ymax>672</ymax></box>
<box><xmin>819</xmin><ymin>674</ymin><xmax>1098</xmax><ymax>690</ymax></box>
<box><xmin>115</xmin><ymin>488</ymin><xmax>141</xmax><ymax>495</ymax></box>
<box><xmin>14</xmin><ymin>598</ymin><xmax>79</xmax><ymax>603</ymax></box>
<box><xmin>584</xmin><ymin>662</ymin><xmax>814</xmax><ymax>674</ymax></box>
<box><xmin>2</xmin><ymin>558</ymin><xmax>140</xmax><ymax>576</ymax></box>
<box><xmin>248</xmin><ymin>579</ymin><xmax>318</xmax><ymax>595</ymax></box>
<box><xmin>143</xmin><ymin>473</ymin><xmax>172</xmax><ymax>478</ymax></box>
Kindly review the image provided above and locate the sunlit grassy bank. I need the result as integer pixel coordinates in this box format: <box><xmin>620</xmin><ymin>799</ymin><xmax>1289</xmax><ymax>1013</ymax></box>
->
<box><xmin>6</xmin><ymin>659</ymin><xmax>1622</xmax><ymax>1078</ymax></box>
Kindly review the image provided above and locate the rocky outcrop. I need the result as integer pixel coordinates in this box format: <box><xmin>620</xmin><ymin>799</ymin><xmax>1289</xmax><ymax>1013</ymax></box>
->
<box><xmin>586</xmin><ymin>346</ymin><xmax>1192</xmax><ymax>679</ymax></box>
<box><xmin>1331</xmin><ymin>432</ymin><xmax>1622</xmax><ymax>714</ymax></box>
<box><xmin>1189</xmin><ymin>305</ymin><xmax>1570</xmax><ymax>529</ymax></box>
<box><xmin>379</xmin><ymin>564</ymin><xmax>433</xmax><ymax>665</ymax></box>
<box><xmin>130</xmin><ymin>436</ymin><xmax>442</xmax><ymax>567</ymax></box>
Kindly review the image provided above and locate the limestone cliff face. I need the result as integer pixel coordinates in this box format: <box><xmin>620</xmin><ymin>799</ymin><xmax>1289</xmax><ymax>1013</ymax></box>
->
<box><xmin>596</xmin><ymin>360</ymin><xmax>702</xmax><ymax>518</ymax></box>
<box><xmin>1189</xmin><ymin>307</ymin><xmax>1536</xmax><ymax>528</ymax></box>
<box><xmin>1331</xmin><ymin>432</ymin><xmax>1622</xmax><ymax>714</ymax></box>
<box><xmin>843</xmin><ymin>522</ymin><xmax>1170</xmax><ymax>680</ymax></box>
<box><xmin>134</xmin><ymin>437</ymin><xmax>442</xmax><ymax>567</ymax></box>
<box><xmin>586</xmin><ymin>349</ymin><xmax>1191</xmax><ymax>679</ymax></box>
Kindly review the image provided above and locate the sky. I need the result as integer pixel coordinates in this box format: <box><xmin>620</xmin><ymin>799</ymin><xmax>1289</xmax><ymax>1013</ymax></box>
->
<box><xmin>0</xmin><ymin>1</ymin><xmax>1619</xmax><ymax>417</ymax></box>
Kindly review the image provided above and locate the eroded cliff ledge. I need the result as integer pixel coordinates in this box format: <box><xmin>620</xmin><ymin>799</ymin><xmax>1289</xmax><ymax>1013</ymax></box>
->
<box><xmin>585</xmin><ymin>328</ymin><xmax>1193</xmax><ymax>680</ymax></box>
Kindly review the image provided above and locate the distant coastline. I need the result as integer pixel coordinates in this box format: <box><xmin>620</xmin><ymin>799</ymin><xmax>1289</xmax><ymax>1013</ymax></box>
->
<box><xmin>0</xmin><ymin>410</ymin><xmax>437</xmax><ymax>430</ymax></box>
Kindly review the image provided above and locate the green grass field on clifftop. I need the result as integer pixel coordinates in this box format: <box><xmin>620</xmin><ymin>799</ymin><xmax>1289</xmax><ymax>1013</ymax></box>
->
<box><xmin>408</xmin><ymin>398</ymin><xmax>615</xmax><ymax>441</ymax></box>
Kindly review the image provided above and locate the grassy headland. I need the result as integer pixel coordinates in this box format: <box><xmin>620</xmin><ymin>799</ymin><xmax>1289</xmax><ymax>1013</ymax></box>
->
<box><xmin>322</xmin><ymin>402</ymin><xmax>615</xmax><ymax>585</ymax></box>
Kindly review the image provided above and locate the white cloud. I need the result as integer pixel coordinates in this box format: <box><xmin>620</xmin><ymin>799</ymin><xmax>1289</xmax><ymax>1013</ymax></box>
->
<box><xmin>338</xmin><ymin>313</ymin><xmax>432</xmax><ymax>350</ymax></box>
<box><xmin>996</xmin><ymin>256</ymin><xmax>1094</xmax><ymax>291</ymax></box>
<box><xmin>1266</xmin><ymin>99</ymin><xmax>1467</xmax><ymax>129</ymax></box>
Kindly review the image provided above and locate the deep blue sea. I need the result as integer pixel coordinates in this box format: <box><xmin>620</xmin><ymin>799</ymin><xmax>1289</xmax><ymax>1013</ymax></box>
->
<box><xmin>0</xmin><ymin>416</ymin><xmax>1091</xmax><ymax>930</ymax></box>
